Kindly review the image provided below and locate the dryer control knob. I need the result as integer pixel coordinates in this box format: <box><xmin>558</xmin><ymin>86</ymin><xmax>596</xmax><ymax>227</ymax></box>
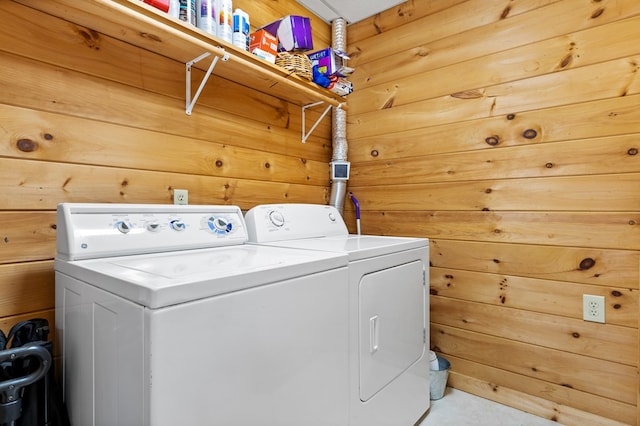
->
<box><xmin>208</xmin><ymin>216</ymin><xmax>232</xmax><ymax>233</ymax></box>
<box><xmin>169</xmin><ymin>220</ymin><xmax>186</xmax><ymax>231</ymax></box>
<box><xmin>268</xmin><ymin>210</ymin><xmax>285</xmax><ymax>227</ymax></box>
<box><xmin>115</xmin><ymin>221</ymin><xmax>131</xmax><ymax>234</ymax></box>
<box><xmin>146</xmin><ymin>222</ymin><xmax>161</xmax><ymax>232</ymax></box>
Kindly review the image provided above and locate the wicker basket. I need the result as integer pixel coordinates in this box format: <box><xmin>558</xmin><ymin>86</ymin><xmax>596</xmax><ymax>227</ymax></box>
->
<box><xmin>275</xmin><ymin>52</ymin><xmax>313</xmax><ymax>81</ymax></box>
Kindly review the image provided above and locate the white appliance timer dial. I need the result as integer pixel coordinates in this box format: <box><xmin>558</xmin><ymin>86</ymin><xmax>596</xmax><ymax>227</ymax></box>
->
<box><xmin>268</xmin><ymin>211</ymin><xmax>285</xmax><ymax>227</ymax></box>
<box><xmin>169</xmin><ymin>219</ymin><xmax>186</xmax><ymax>231</ymax></box>
<box><xmin>115</xmin><ymin>221</ymin><xmax>131</xmax><ymax>234</ymax></box>
<box><xmin>146</xmin><ymin>222</ymin><xmax>160</xmax><ymax>232</ymax></box>
<box><xmin>207</xmin><ymin>216</ymin><xmax>232</xmax><ymax>234</ymax></box>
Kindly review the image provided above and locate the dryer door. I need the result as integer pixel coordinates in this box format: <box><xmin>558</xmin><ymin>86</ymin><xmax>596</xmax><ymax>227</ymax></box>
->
<box><xmin>359</xmin><ymin>260</ymin><xmax>425</xmax><ymax>401</ymax></box>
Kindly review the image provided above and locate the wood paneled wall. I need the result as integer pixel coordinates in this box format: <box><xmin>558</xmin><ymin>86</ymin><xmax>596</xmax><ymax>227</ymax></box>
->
<box><xmin>347</xmin><ymin>0</ymin><xmax>639</xmax><ymax>424</ymax></box>
<box><xmin>0</xmin><ymin>0</ymin><xmax>332</xmax><ymax>347</ymax></box>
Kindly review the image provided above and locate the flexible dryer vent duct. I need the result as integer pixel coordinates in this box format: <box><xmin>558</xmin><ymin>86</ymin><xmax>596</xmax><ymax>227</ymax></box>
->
<box><xmin>329</xmin><ymin>17</ymin><xmax>348</xmax><ymax>214</ymax></box>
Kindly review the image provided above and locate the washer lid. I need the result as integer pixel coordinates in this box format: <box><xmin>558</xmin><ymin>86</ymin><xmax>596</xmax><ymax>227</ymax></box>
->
<box><xmin>251</xmin><ymin>235</ymin><xmax>428</xmax><ymax>262</ymax></box>
<box><xmin>55</xmin><ymin>245</ymin><xmax>347</xmax><ymax>309</ymax></box>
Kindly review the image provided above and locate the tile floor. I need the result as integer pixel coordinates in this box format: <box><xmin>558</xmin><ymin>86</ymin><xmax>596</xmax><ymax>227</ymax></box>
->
<box><xmin>417</xmin><ymin>387</ymin><xmax>560</xmax><ymax>426</ymax></box>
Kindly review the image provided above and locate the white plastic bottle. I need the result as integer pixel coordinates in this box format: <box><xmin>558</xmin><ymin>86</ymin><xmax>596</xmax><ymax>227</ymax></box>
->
<box><xmin>215</xmin><ymin>0</ymin><xmax>233</xmax><ymax>43</ymax></box>
<box><xmin>429</xmin><ymin>350</ymin><xmax>439</xmax><ymax>370</ymax></box>
<box><xmin>168</xmin><ymin>0</ymin><xmax>180</xmax><ymax>18</ymax></box>
<box><xmin>232</xmin><ymin>9</ymin><xmax>249</xmax><ymax>51</ymax></box>
<box><xmin>178</xmin><ymin>0</ymin><xmax>196</xmax><ymax>25</ymax></box>
<box><xmin>196</xmin><ymin>0</ymin><xmax>216</xmax><ymax>36</ymax></box>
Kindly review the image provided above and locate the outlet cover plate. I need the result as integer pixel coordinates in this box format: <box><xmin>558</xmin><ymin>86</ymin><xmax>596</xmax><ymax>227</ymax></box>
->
<box><xmin>174</xmin><ymin>189</ymin><xmax>188</xmax><ymax>205</ymax></box>
<box><xmin>583</xmin><ymin>294</ymin><xmax>605</xmax><ymax>323</ymax></box>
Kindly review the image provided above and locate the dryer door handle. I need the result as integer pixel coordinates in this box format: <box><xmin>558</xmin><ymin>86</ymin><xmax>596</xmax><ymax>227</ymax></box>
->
<box><xmin>369</xmin><ymin>315</ymin><xmax>379</xmax><ymax>354</ymax></box>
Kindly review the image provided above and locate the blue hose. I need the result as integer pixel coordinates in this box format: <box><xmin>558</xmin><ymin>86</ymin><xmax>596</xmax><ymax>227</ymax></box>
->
<box><xmin>348</xmin><ymin>192</ymin><xmax>360</xmax><ymax>219</ymax></box>
<box><xmin>348</xmin><ymin>192</ymin><xmax>361</xmax><ymax>235</ymax></box>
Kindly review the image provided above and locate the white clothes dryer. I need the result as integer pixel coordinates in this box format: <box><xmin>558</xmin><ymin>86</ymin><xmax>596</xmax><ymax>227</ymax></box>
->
<box><xmin>245</xmin><ymin>203</ymin><xmax>430</xmax><ymax>426</ymax></box>
<box><xmin>54</xmin><ymin>203</ymin><xmax>350</xmax><ymax>426</ymax></box>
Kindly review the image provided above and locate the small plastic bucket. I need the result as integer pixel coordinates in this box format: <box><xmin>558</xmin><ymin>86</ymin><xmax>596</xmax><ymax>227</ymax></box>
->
<box><xmin>429</xmin><ymin>355</ymin><xmax>450</xmax><ymax>400</ymax></box>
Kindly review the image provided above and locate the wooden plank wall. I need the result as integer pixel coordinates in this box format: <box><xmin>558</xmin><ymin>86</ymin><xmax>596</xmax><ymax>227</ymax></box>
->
<box><xmin>0</xmin><ymin>0</ymin><xmax>332</xmax><ymax>350</ymax></box>
<box><xmin>347</xmin><ymin>0</ymin><xmax>640</xmax><ymax>425</ymax></box>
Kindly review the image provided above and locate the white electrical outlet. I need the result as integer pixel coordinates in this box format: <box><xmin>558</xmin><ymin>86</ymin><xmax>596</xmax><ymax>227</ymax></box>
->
<box><xmin>583</xmin><ymin>294</ymin><xmax>605</xmax><ymax>323</ymax></box>
<box><xmin>173</xmin><ymin>189</ymin><xmax>188</xmax><ymax>205</ymax></box>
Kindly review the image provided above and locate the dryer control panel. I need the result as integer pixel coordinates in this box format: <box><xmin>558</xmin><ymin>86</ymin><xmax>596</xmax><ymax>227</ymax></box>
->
<box><xmin>56</xmin><ymin>203</ymin><xmax>247</xmax><ymax>260</ymax></box>
<box><xmin>245</xmin><ymin>203</ymin><xmax>348</xmax><ymax>243</ymax></box>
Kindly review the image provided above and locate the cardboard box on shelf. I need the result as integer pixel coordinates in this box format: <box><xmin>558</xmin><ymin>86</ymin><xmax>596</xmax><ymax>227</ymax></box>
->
<box><xmin>328</xmin><ymin>77</ymin><xmax>353</xmax><ymax>97</ymax></box>
<box><xmin>307</xmin><ymin>48</ymin><xmax>354</xmax><ymax>78</ymax></box>
<box><xmin>261</xmin><ymin>15</ymin><xmax>313</xmax><ymax>52</ymax></box>
<box><xmin>249</xmin><ymin>29</ymin><xmax>278</xmax><ymax>63</ymax></box>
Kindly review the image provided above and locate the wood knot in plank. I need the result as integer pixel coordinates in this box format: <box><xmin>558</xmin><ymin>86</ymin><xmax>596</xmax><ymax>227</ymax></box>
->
<box><xmin>396</xmin><ymin>1</ymin><xmax>415</xmax><ymax>18</ymax></box>
<box><xmin>559</xmin><ymin>54</ymin><xmax>573</xmax><ymax>69</ymax></box>
<box><xmin>578</xmin><ymin>257</ymin><xmax>595</xmax><ymax>270</ymax></box>
<box><xmin>140</xmin><ymin>32</ymin><xmax>162</xmax><ymax>42</ymax></box>
<box><xmin>485</xmin><ymin>136</ymin><xmax>500</xmax><ymax>146</ymax></box>
<box><xmin>74</xmin><ymin>27</ymin><xmax>101</xmax><ymax>50</ymax></box>
<box><xmin>500</xmin><ymin>5</ymin><xmax>511</xmax><ymax>19</ymax></box>
<box><xmin>415</xmin><ymin>47</ymin><xmax>430</xmax><ymax>57</ymax></box>
<box><xmin>451</xmin><ymin>90</ymin><xmax>483</xmax><ymax>99</ymax></box>
<box><xmin>17</xmin><ymin>139</ymin><xmax>38</xmax><ymax>152</ymax></box>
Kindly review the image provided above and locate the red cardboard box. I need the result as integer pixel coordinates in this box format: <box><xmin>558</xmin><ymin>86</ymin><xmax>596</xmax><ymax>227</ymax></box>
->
<box><xmin>249</xmin><ymin>29</ymin><xmax>278</xmax><ymax>63</ymax></box>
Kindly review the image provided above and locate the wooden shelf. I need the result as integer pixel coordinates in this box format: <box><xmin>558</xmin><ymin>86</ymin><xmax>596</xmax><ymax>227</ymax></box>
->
<box><xmin>14</xmin><ymin>0</ymin><xmax>346</xmax><ymax>110</ymax></box>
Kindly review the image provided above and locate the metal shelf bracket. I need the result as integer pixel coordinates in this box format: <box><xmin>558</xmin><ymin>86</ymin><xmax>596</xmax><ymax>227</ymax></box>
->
<box><xmin>185</xmin><ymin>50</ymin><xmax>230</xmax><ymax>115</ymax></box>
<box><xmin>302</xmin><ymin>102</ymin><xmax>343</xmax><ymax>143</ymax></box>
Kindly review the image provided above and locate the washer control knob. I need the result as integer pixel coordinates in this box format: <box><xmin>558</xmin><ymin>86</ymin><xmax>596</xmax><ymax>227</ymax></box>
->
<box><xmin>169</xmin><ymin>220</ymin><xmax>186</xmax><ymax>231</ymax></box>
<box><xmin>208</xmin><ymin>216</ymin><xmax>232</xmax><ymax>233</ymax></box>
<box><xmin>269</xmin><ymin>211</ymin><xmax>285</xmax><ymax>227</ymax></box>
<box><xmin>146</xmin><ymin>222</ymin><xmax>161</xmax><ymax>232</ymax></box>
<box><xmin>115</xmin><ymin>221</ymin><xmax>131</xmax><ymax>234</ymax></box>
<box><xmin>328</xmin><ymin>212</ymin><xmax>337</xmax><ymax>222</ymax></box>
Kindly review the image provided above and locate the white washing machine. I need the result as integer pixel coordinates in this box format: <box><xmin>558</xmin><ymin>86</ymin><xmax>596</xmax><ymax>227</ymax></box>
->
<box><xmin>54</xmin><ymin>203</ymin><xmax>350</xmax><ymax>426</ymax></box>
<box><xmin>245</xmin><ymin>204</ymin><xmax>430</xmax><ymax>426</ymax></box>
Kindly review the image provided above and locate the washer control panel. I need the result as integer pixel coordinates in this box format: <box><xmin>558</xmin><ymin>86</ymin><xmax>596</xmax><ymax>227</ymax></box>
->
<box><xmin>57</xmin><ymin>204</ymin><xmax>247</xmax><ymax>260</ymax></box>
<box><xmin>244</xmin><ymin>204</ymin><xmax>348</xmax><ymax>243</ymax></box>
